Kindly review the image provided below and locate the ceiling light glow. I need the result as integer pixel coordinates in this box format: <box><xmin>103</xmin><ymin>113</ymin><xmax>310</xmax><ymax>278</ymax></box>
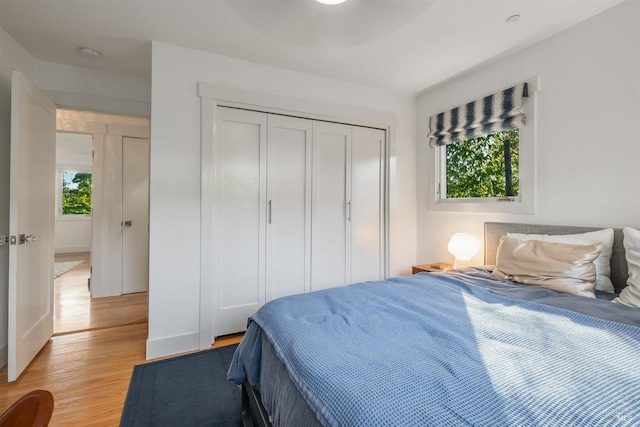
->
<box><xmin>316</xmin><ymin>0</ymin><xmax>347</xmax><ymax>5</ymax></box>
<box><xmin>79</xmin><ymin>46</ymin><xmax>102</xmax><ymax>58</ymax></box>
<box><xmin>506</xmin><ymin>14</ymin><xmax>521</xmax><ymax>23</ymax></box>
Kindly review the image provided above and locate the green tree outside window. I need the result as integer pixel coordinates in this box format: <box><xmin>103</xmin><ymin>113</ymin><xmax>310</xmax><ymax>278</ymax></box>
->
<box><xmin>62</xmin><ymin>172</ymin><xmax>92</xmax><ymax>215</ymax></box>
<box><xmin>445</xmin><ymin>128</ymin><xmax>519</xmax><ymax>199</ymax></box>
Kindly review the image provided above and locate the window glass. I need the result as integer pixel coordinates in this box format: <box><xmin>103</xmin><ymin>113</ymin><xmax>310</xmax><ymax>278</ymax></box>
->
<box><xmin>442</xmin><ymin>128</ymin><xmax>519</xmax><ymax>200</ymax></box>
<box><xmin>61</xmin><ymin>171</ymin><xmax>92</xmax><ymax>215</ymax></box>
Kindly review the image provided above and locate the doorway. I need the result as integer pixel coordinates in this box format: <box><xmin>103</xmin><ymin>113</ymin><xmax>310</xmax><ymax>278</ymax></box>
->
<box><xmin>54</xmin><ymin>110</ymin><xmax>150</xmax><ymax>335</ymax></box>
<box><xmin>53</xmin><ymin>131</ymin><xmax>93</xmax><ymax>334</ymax></box>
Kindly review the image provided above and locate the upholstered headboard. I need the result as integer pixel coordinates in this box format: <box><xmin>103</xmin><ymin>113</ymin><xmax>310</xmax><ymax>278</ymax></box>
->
<box><xmin>484</xmin><ymin>222</ymin><xmax>627</xmax><ymax>294</ymax></box>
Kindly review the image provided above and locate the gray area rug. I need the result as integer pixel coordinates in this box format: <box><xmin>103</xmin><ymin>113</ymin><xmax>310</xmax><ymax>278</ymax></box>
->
<box><xmin>54</xmin><ymin>260</ymin><xmax>83</xmax><ymax>278</ymax></box>
<box><xmin>120</xmin><ymin>344</ymin><xmax>242</xmax><ymax>426</ymax></box>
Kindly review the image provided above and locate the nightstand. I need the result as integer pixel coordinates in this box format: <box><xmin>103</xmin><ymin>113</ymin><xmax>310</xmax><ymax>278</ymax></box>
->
<box><xmin>412</xmin><ymin>262</ymin><xmax>453</xmax><ymax>274</ymax></box>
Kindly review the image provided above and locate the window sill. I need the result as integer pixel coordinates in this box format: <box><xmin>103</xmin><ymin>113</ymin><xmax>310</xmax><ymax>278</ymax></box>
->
<box><xmin>431</xmin><ymin>197</ymin><xmax>534</xmax><ymax>214</ymax></box>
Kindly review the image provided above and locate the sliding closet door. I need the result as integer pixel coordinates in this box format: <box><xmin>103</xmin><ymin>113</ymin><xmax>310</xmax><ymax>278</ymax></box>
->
<box><xmin>311</xmin><ymin>122</ymin><xmax>351</xmax><ymax>291</ymax></box>
<box><xmin>213</xmin><ymin>107</ymin><xmax>267</xmax><ymax>336</ymax></box>
<box><xmin>266</xmin><ymin>115</ymin><xmax>312</xmax><ymax>301</ymax></box>
<box><xmin>351</xmin><ymin>127</ymin><xmax>385</xmax><ymax>283</ymax></box>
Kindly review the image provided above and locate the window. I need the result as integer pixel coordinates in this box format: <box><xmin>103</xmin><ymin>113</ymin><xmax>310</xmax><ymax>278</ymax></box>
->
<box><xmin>59</xmin><ymin>170</ymin><xmax>92</xmax><ymax>216</ymax></box>
<box><xmin>428</xmin><ymin>80</ymin><xmax>535</xmax><ymax>214</ymax></box>
<box><xmin>56</xmin><ymin>131</ymin><xmax>93</xmax><ymax>218</ymax></box>
<box><xmin>442</xmin><ymin>128</ymin><xmax>519</xmax><ymax>200</ymax></box>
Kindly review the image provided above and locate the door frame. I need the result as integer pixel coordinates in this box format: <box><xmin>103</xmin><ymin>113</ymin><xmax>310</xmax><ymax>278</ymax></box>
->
<box><xmin>198</xmin><ymin>83</ymin><xmax>396</xmax><ymax>348</ymax></box>
<box><xmin>55</xmin><ymin>109</ymin><xmax>149</xmax><ymax>298</ymax></box>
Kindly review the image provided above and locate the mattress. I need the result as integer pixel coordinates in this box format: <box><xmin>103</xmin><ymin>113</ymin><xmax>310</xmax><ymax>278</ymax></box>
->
<box><xmin>229</xmin><ymin>267</ymin><xmax>640</xmax><ymax>426</ymax></box>
<box><xmin>259</xmin><ymin>330</ymin><xmax>321</xmax><ymax>426</ymax></box>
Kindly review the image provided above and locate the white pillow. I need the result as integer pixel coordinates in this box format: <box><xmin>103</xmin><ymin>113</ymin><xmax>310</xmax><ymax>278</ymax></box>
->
<box><xmin>493</xmin><ymin>236</ymin><xmax>601</xmax><ymax>298</ymax></box>
<box><xmin>613</xmin><ymin>228</ymin><xmax>640</xmax><ymax>308</ymax></box>
<box><xmin>507</xmin><ymin>229</ymin><xmax>614</xmax><ymax>293</ymax></box>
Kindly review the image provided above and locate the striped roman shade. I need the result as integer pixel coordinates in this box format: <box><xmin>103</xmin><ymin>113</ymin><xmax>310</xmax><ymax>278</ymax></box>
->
<box><xmin>427</xmin><ymin>82</ymin><xmax>528</xmax><ymax>147</ymax></box>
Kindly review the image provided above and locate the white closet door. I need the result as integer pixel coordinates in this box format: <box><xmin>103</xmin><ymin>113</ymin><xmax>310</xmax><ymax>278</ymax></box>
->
<box><xmin>311</xmin><ymin>122</ymin><xmax>351</xmax><ymax>291</ymax></box>
<box><xmin>122</xmin><ymin>137</ymin><xmax>150</xmax><ymax>294</ymax></box>
<box><xmin>266</xmin><ymin>115</ymin><xmax>312</xmax><ymax>301</ymax></box>
<box><xmin>351</xmin><ymin>127</ymin><xmax>385</xmax><ymax>283</ymax></box>
<box><xmin>213</xmin><ymin>108</ymin><xmax>267</xmax><ymax>336</ymax></box>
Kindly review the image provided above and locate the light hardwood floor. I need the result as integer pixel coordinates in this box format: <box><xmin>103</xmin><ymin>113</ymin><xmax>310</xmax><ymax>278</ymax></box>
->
<box><xmin>54</xmin><ymin>253</ymin><xmax>147</xmax><ymax>335</ymax></box>
<box><xmin>0</xmin><ymin>323</ymin><xmax>149</xmax><ymax>426</ymax></box>
<box><xmin>0</xmin><ymin>253</ymin><xmax>242</xmax><ymax>425</ymax></box>
<box><xmin>0</xmin><ymin>324</ymin><xmax>242</xmax><ymax>426</ymax></box>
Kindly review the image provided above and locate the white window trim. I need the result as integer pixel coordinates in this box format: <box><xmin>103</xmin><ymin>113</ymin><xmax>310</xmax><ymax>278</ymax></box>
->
<box><xmin>430</xmin><ymin>77</ymin><xmax>538</xmax><ymax>214</ymax></box>
<box><xmin>56</xmin><ymin>166</ymin><xmax>93</xmax><ymax>220</ymax></box>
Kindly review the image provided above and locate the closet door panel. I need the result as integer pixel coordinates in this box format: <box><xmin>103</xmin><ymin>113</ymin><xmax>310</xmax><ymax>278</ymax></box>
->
<box><xmin>213</xmin><ymin>108</ymin><xmax>267</xmax><ymax>336</ymax></box>
<box><xmin>266</xmin><ymin>115</ymin><xmax>312</xmax><ymax>301</ymax></box>
<box><xmin>311</xmin><ymin>122</ymin><xmax>351</xmax><ymax>291</ymax></box>
<box><xmin>351</xmin><ymin>127</ymin><xmax>385</xmax><ymax>283</ymax></box>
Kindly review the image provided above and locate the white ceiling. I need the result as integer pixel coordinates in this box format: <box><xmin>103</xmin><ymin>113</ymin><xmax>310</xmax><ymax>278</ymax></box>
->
<box><xmin>0</xmin><ymin>0</ymin><xmax>626</xmax><ymax>94</ymax></box>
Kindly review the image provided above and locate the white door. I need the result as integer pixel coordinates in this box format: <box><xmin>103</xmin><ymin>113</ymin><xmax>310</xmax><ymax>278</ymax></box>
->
<box><xmin>311</xmin><ymin>121</ymin><xmax>351</xmax><ymax>291</ymax></box>
<box><xmin>8</xmin><ymin>71</ymin><xmax>56</xmax><ymax>381</ymax></box>
<box><xmin>351</xmin><ymin>127</ymin><xmax>385</xmax><ymax>283</ymax></box>
<box><xmin>213</xmin><ymin>107</ymin><xmax>267</xmax><ymax>336</ymax></box>
<box><xmin>122</xmin><ymin>137</ymin><xmax>149</xmax><ymax>294</ymax></box>
<box><xmin>265</xmin><ymin>115</ymin><xmax>312</xmax><ymax>301</ymax></box>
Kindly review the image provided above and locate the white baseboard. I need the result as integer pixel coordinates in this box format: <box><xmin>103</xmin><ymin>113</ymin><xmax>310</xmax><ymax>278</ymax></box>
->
<box><xmin>55</xmin><ymin>247</ymin><xmax>91</xmax><ymax>254</ymax></box>
<box><xmin>146</xmin><ymin>331</ymin><xmax>201</xmax><ymax>360</ymax></box>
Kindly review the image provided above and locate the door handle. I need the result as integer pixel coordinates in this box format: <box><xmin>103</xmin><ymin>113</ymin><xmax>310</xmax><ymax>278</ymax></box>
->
<box><xmin>268</xmin><ymin>200</ymin><xmax>272</xmax><ymax>224</ymax></box>
<box><xmin>19</xmin><ymin>234</ymin><xmax>37</xmax><ymax>244</ymax></box>
<box><xmin>123</xmin><ymin>221</ymin><xmax>132</xmax><ymax>227</ymax></box>
<box><xmin>346</xmin><ymin>201</ymin><xmax>352</xmax><ymax>222</ymax></box>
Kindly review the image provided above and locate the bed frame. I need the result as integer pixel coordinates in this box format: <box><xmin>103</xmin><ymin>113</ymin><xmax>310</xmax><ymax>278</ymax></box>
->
<box><xmin>242</xmin><ymin>379</ymin><xmax>271</xmax><ymax>427</ymax></box>
<box><xmin>242</xmin><ymin>222</ymin><xmax>630</xmax><ymax>427</ymax></box>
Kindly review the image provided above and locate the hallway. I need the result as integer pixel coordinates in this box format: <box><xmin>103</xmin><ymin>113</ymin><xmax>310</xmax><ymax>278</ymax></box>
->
<box><xmin>54</xmin><ymin>252</ymin><xmax>147</xmax><ymax>335</ymax></box>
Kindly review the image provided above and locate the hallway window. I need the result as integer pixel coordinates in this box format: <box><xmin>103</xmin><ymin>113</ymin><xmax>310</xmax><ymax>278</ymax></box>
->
<box><xmin>60</xmin><ymin>170</ymin><xmax>92</xmax><ymax>215</ymax></box>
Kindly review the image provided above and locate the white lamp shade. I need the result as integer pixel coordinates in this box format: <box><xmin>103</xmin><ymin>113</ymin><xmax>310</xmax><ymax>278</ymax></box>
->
<box><xmin>316</xmin><ymin>0</ymin><xmax>347</xmax><ymax>4</ymax></box>
<box><xmin>447</xmin><ymin>233</ymin><xmax>480</xmax><ymax>268</ymax></box>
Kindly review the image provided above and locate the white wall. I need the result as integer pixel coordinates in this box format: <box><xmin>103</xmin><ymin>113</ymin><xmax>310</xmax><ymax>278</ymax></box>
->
<box><xmin>36</xmin><ymin>60</ymin><xmax>151</xmax><ymax>117</ymax></box>
<box><xmin>148</xmin><ymin>41</ymin><xmax>417</xmax><ymax>358</ymax></box>
<box><xmin>54</xmin><ymin>221</ymin><xmax>91</xmax><ymax>254</ymax></box>
<box><xmin>416</xmin><ymin>0</ymin><xmax>640</xmax><ymax>266</ymax></box>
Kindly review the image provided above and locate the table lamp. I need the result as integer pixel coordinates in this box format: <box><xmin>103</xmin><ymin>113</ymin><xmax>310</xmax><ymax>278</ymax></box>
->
<box><xmin>447</xmin><ymin>233</ymin><xmax>480</xmax><ymax>268</ymax></box>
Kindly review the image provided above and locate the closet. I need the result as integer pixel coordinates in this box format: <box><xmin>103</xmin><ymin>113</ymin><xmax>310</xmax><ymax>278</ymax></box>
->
<box><xmin>311</xmin><ymin>121</ymin><xmax>385</xmax><ymax>290</ymax></box>
<box><xmin>212</xmin><ymin>106</ymin><xmax>385</xmax><ymax>337</ymax></box>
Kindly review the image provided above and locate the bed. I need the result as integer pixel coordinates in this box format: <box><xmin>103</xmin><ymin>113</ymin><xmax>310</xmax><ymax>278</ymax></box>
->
<box><xmin>227</xmin><ymin>222</ymin><xmax>640</xmax><ymax>426</ymax></box>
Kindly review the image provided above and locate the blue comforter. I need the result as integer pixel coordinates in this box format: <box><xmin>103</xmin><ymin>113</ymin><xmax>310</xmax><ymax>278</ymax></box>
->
<box><xmin>228</xmin><ymin>268</ymin><xmax>640</xmax><ymax>426</ymax></box>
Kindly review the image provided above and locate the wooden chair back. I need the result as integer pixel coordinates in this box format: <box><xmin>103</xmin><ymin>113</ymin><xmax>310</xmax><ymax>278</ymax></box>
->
<box><xmin>0</xmin><ymin>390</ymin><xmax>54</xmax><ymax>427</ymax></box>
